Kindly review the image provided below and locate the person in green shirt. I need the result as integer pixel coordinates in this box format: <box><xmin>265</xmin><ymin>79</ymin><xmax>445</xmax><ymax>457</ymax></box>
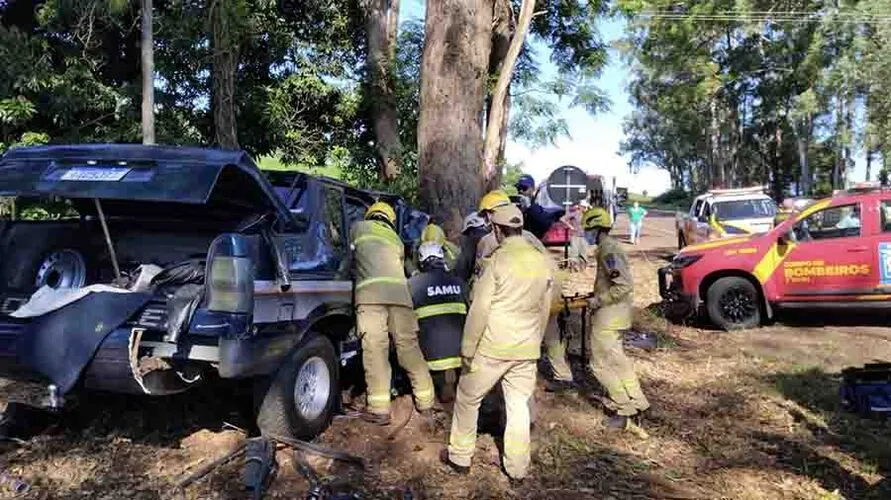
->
<box><xmin>627</xmin><ymin>201</ymin><xmax>647</xmax><ymax>245</ymax></box>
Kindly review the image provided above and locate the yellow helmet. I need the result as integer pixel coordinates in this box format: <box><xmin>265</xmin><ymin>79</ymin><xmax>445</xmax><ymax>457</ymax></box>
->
<box><xmin>478</xmin><ymin>190</ymin><xmax>511</xmax><ymax>213</ymax></box>
<box><xmin>582</xmin><ymin>207</ymin><xmax>612</xmax><ymax>230</ymax></box>
<box><xmin>366</xmin><ymin>201</ymin><xmax>396</xmax><ymax>224</ymax></box>
<box><xmin>421</xmin><ymin>223</ymin><xmax>446</xmax><ymax>244</ymax></box>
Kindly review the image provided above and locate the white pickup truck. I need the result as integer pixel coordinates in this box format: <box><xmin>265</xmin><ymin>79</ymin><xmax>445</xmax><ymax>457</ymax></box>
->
<box><xmin>676</xmin><ymin>187</ymin><xmax>778</xmax><ymax>249</ymax></box>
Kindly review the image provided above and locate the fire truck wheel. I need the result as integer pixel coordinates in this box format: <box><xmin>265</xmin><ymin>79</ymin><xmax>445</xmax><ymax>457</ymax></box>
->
<box><xmin>706</xmin><ymin>276</ymin><xmax>761</xmax><ymax>331</ymax></box>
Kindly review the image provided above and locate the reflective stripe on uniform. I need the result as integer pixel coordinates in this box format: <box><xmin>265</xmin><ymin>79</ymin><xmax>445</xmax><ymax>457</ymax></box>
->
<box><xmin>415</xmin><ymin>302</ymin><xmax>467</xmax><ymax>319</ymax></box>
<box><xmin>356</xmin><ymin>276</ymin><xmax>406</xmax><ymax>289</ymax></box>
<box><xmin>427</xmin><ymin>357</ymin><xmax>462</xmax><ymax>371</ymax></box>
<box><xmin>367</xmin><ymin>392</ymin><xmax>391</xmax><ymax>411</ymax></box>
<box><xmin>479</xmin><ymin>343</ymin><xmax>540</xmax><ymax>359</ymax></box>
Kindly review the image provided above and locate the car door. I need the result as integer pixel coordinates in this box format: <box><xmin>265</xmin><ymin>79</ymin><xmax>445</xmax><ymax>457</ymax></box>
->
<box><xmin>778</xmin><ymin>200</ymin><xmax>874</xmax><ymax>300</ymax></box>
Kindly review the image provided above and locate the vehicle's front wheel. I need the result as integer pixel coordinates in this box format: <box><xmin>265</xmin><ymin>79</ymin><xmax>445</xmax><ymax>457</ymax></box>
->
<box><xmin>257</xmin><ymin>334</ymin><xmax>338</xmax><ymax>440</ymax></box>
<box><xmin>706</xmin><ymin>277</ymin><xmax>761</xmax><ymax>331</ymax></box>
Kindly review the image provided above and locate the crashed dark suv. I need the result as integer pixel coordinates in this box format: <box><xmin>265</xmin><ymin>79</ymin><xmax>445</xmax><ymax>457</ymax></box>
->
<box><xmin>0</xmin><ymin>144</ymin><xmax>427</xmax><ymax>439</ymax></box>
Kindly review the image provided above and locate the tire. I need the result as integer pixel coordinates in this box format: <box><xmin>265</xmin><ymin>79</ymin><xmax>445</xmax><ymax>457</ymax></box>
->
<box><xmin>706</xmin><ymin>277</ymin><xmax>762</xmax><ymax>331</ymax></box>
<box><xmin>256</xmin><ymin>334</ymin><xmax>339</xmax><ymax>441</ymax></box>
<box><xmin>1</xmin><ymin>225</ymin><xmax>98</xmax><ymax>290</ymax></box>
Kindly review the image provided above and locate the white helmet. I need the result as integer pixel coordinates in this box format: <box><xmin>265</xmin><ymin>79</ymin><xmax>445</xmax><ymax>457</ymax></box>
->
<box><xmin>462</xmin><ymin>212</ymin><xmax>487</xmax><ymax>233</ymax></box>
<box><xmin>418</xmin><ymin>242</ymin><xmax>444</xmax><ymax>263</ymax></box>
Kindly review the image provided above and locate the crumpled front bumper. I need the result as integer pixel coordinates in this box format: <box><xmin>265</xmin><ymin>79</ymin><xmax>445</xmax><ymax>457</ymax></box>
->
<box><xmin>658</xmin><ymin>265</ymin><xmax>696</xmax><ymax>320</ymax></box>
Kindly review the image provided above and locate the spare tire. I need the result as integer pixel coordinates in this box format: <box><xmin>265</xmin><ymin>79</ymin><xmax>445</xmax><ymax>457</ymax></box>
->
<box><xmin>34</xmin><ymin>248</ymin><xmax>89</xmax><ymax>289</ymax></box>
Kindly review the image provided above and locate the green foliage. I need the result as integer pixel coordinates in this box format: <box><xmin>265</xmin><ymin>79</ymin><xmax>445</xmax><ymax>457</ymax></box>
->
<box><xmin>500</xmin><ymin>161</ymin><xmax>526</xmax><ymax>195</ymax></box>
<box><xmin>619</xmin><ymin>0</ymin><xmax>891</xmax><ymax>195</ymax></box>
<box><xmin>1</xmin><ymin>0</ymin><xmax>364</xmax><ymax>165</ymax></box>
<box><xmin>652</xmin><ymin>188</ymin><xmax>692</xmax><ymax>208</ymax></box>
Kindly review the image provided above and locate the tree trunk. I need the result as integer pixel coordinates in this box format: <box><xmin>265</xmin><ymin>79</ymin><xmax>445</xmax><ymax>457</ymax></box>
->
<box><xmin>418</xmin><ymin>0</ymin><xmax>492</xmax><ymax>237</ymax></box>
<box><xmin>771</xmin><ymin>124</ymin><xmax>783</xmax><ymax>201</ymax></box>
<box><xmin>210</xmin><ymin>0</ymin><xmax>239</xmax><ymax>150</ymax></box>
<box><xmin>842</xmin><ymin>97</ymin><xmax>853</xmax><ymax>187</ymax></box>
<box><xmin>482</xmin><ymin>0</ymin><xmax>533</xmax><ymax>189</ymax></box>
<box><xmin>386</xmin><ymin>0</ymin><xmax>399</xmax><ymax>61</ymax></box>
<box><xmin>141</xmin><ymin>0</ymin><xmax>154</xmax><ymax>145</ymax></box>
<box><xmin>793</xmin><ymin>117</ymin><xmax>812</xmax><ymax>196</ymax></box>
<box><xmin>363</xmin><ymin>0</ymin><xmax>403</xmax><ymax>180</ymax></box>
<box><xmin>866</xmin><ymin>149</ymin><xmax>873</xmax><ymax>181</ymax></box>
<box><xmin>484</xmin><ymin>0</ymin><xmax>514</xmax><ymax>191</ymax></box>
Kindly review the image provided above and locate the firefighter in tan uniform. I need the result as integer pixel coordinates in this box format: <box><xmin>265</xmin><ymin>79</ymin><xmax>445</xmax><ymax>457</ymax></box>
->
<box><xmin>443</xmin><ymin>204</ymin><xmax>553</xmax><ymax>481</ymax></box>
<box><xmin>473</xmin><ymin>190</ymin><xmax>546</xmax><ymax>284</ymax></box>
<box><xmin>545</xmin><ymin>207</ymin><xmax>649</xmax><ymax>432</ymax></box>
<box><xmin>351</xmin><ymin>202</ymin><xmax>435</xmax><ymax>425</ymax></box>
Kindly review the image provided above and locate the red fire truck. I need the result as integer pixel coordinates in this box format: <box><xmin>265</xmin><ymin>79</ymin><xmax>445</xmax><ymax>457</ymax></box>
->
<box><xmin>659</xmin><ymin>185</ymin><xmax>891</xmax><ymax>330</ymax></box>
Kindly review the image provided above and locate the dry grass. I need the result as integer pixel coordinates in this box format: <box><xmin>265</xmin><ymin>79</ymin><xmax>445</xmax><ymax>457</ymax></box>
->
<box><xmin>3</xmin><ymin>227</ymin><xmax>891</xmax><ymax>498</ymax></box>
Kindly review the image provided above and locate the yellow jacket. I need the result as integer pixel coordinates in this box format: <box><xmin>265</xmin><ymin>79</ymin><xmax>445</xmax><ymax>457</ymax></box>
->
<box><xmin>350</xmin><ymin>220</ymin><xmax>412</xmax><ymax>306</ymax></box>
<box><xmin>591</xmin><ymin>235</ymin><xmax>633</xmax><ymax>330</ymax></box>
<box><xmin>473</xmin><ymin>229</ymin><xmax>545</xmax><ymax>281</ymax></box>
<box><xmin>462</xmin><ymin>236</ymin><xmax>554</xmax><ymax>360</ymax></box>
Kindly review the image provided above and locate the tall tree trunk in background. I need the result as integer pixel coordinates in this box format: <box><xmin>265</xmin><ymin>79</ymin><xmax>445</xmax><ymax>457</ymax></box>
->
<box><xmin>210</xmin><ymin>0</ymin><xmax>239</xmax><ymax>149</ymax></box>
<box><xmin>482</xmin><ymin>0</ymin><xmax>532</xmax><ymax>190</ymax></box>
<box><xmin>141</xmin><ymin>0</ymin><xmax>154</xmax><ymax>145</ymax></box>
<box><xmin>866</xmin><ymin>150</ymin><xmax>873</xmax><ymax>181</ymax></box>
<box><xmin>791</xmin><ymin>116</ymin><xmax>812</xmax><ymax>196</ymax></box>
<box><xmin>363</xmin><ymin>0</ymin><xmax>402</xmax><ymax>179</ymax></box>
<box><xmin>708</xmin><ymin>100</ymin><xmax>719</xmax><ymax>188</ymax></box>
<box><xmin>771</xmin><ymin>124</ymin><xmax>783</xmax><ymax>201</ymax></box>
<box><xmin>418</xmin><ymin>0</ymin><xmax>492</xmax><ymax>237</ymax></box>
<box><xmin>387</xmin><ymin>0</ymin><xmax>399</xmax><ymax>60</ymax></box>
<box><xmin>842</xmin><ymin>98</ymin><xmax>853</xmax><ymax>187</ymax></box>
<box><xmin>483</xmin><ymin>0</ymin><xmax>514</xmax><ymax>190</ymax></box>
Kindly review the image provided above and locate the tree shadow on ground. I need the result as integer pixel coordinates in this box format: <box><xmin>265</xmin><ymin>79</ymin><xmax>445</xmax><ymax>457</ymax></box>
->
<box><xmin>767</xmin><ymin>367</ymin><xmax>891</xmax><ymax>498</ymax></box>
<box><xmin>59</xmin><ymin>376</ymin><xmax>257</xmax><ymax>447</ymax></box>
<box><xmin>638</xmin><ymin>367</ymin><xmax>891</xmax><ymax>499</ymax></box>
<box><xmin>774</xmin><ymin>309</ymin><xmax>891</xmax><ymax>328</ymax></box>
<box><xmin>1</xmin><ymin>377</ymin><xmax>257</xmax><ymax>498</ymax></box>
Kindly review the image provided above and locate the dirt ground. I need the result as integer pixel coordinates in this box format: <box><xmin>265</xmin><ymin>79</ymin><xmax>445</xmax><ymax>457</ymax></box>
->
<box><xmin>2</xmin><ymin>213</ymin><xmax>891</xmax><ymax>499</ymax></box>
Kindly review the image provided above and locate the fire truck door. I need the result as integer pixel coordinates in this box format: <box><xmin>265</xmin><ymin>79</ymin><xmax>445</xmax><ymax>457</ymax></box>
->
<box><xmin>779</xmin><ymin>202</ymin><xmax>873</xmax><ymax>299</ymax></box>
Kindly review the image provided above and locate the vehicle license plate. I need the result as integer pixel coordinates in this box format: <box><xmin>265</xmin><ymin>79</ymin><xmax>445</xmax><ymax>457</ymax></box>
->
<box><xmin>60</xmin><ymin>167</ymin><xmax>131</xmax><ymax>181</ymax></box>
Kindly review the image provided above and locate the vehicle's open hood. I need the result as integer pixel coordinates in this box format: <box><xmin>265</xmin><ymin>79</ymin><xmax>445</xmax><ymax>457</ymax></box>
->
<box><xmin>0</xmin><ymin>145</ymin><xmax>291</xmax><ymax>219</ymax></box>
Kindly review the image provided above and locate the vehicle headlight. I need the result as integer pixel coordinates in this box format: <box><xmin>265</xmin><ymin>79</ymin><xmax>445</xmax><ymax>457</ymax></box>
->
<box><xmin>672</xmin><ymin>254</ymin><xmax>702</xmax><ymax>269</ymax></box>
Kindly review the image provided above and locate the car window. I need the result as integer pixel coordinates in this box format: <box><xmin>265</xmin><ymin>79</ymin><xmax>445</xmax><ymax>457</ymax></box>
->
<box><xmin>345</xmin><ymin>197</ymin><xmax>367</xmax><ymax>231</ymax></box>
<box><xmin>701</xmin><ymin>202</ymin><xmax>711</xmax><ymax>222</ymax></box>
<box><xmin>882</xmin><ymin>201</ymin><xmax>891</xmax><ymax>232</ymax></box>
<box><xmin>323</xmin><ymin>187</ymin><xmax>346</xmax><ymax>270</ymax></box>
<box><xmin>692</xmin><ymin>199</ymin><xmax>703</xmax><ymax>217</ymax></box>
<box><xmin>713</xmin><ymin>199</ymin><xmax>776</xmax><ymax>220</ymax></box>
<box><xmin>792</xmin><ymin>203</ymin><xmax>861</xmax><ymax>242</ymax></box>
